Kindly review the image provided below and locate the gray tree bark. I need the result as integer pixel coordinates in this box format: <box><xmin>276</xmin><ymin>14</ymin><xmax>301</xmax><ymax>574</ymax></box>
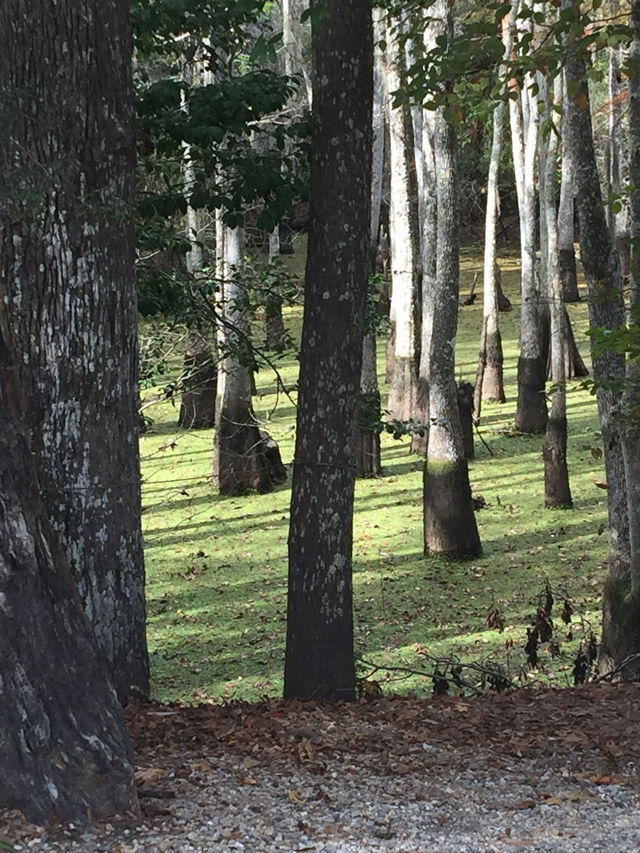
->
<box><xmin>357</xmin><ymin>11</ymin><xmax>385</xmax><ymax>479</ymax></box>
<box><xmin>540</xmin><ymin>72</ymin><xmax>572</xmax><ymax>508</ymax></box>
<box><xmin>412</xmin><ymin>15</ymin><xmax>438</xmax><ymax>456</ymax></box>
<box><xmin>1</xmin><ymin>0</ymin><xmax>148</xmax><ymax>702</ymax></box>
<box><xmin>386</xmin><ymin>17</ymin><xmax>420</xmax><ymax>423</ymax></box>
<box><xmin>558</xmin><ymin>71</ymin><xmax>580</xmax><ymax>303</ymax></box>
<box><xmin>509</xmin><ymin>2</ymin><xmax>548</xmax><ymax>434</ymax></box>
<box><xmin>474</xmin><ymin>10</ymin><xmax>513</xmax><ymax>419</ymax></box>
<box><xmin>0</xmin><ymin>315</ymin><xmax>138</xmax><ymax>824</ymax></box>
<box><xmin>423</xmin><ymin>2</ymin><xmax>481</xmax><ymax>558</ymax></box>
<box><xmin>213</xmin><ymin>226</ymin><xmax>273</xmax><ymax>494</ymax></box>
<box><xmin>284</xmin><ymin>0</ymin><xmax>372</xmax><ymax>701</ymax></box>
<box><xmin>608</xmin><ymin>0</ymin><xmax>630</xmax><ymax>279</ymax></box>
<box><xmin>564</xmin><ymin>0</ymin><xmax>636</xmax><ymax>674</ymax></box>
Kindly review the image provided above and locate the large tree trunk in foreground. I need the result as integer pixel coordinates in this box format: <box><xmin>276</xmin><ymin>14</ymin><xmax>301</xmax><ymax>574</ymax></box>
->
<box><xmin>1</xmin><ymin>0</ymin><xmax>148</xmax><ymax>702</ymax></box>
<box><xmin>285</xmin><ymin>0</ymin><xmax>372</xmax><ymax>701</ymax></box>
<box><xmin>603</xmin><ymin>0</ymin><xmax>640</xmax><ymax>676</ymax></box>
<box><xmin>0</xmin><ymin>246</ymin><xmax>137</xmax><ymax>828</ymax></box>
<box><xmin>213</xmin><ymin>226</ymin><xmax>273</xmax><ymax>495</ymax></box>
<box><xmin>423</xmin><ymin>4</ymin><xmax>481</xmax><ymax>558</ymax></box>
<box><xmin>565</xmin><ymin>2</ymin><xmax>636</xmax><ymax>674</ymax></box>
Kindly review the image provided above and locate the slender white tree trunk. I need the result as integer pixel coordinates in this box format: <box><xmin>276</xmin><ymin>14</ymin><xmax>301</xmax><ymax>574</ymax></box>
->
<box><xmin>541</xmin><ymin>71</ymin><xmax>572</xmax><ymax>507</ymax></box>
<box><xmin>423</xmin><ymin>0</ymin><xmax>481</xmax><ymax>557</ymax></box>
<box><xmin>558</xmin><ymin>70</ymin><xmax>580</xmax><ymax>302</ymax></box>
<box><xmin>510</xmin><ymin>3</ymin><xmax>547</xmax><ymax>433</ymax></box>
<box><xmin>386</xmin><ymin>17</ymin><xmax>420</xmax><ymax>422</ymax></box>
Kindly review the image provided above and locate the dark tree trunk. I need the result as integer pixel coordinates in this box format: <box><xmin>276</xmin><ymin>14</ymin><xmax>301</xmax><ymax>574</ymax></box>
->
<box><xmin>1</xmin><ymin>0</ymin><xmax>148</xmax><ymax>702</ymax></box>
<box><xmin>0</xmin><ymin>389</ymin><xmax>138</xmax><ymax>826</ymax></box>
<box><xmin>0</xmin><ymin>155</ymin><xmax>137</xmax><ymax>834</ymax></box>
<box><xmin>265</xmin><ymin>295</ymin><xmax>287</xmax><ymax>351</ymax></box>
<box><xmin>178</xmin><ymin>331</ymin><xmax>217</xmax><ymax>428</ymax></box>
<box><xmin>457</xmin><ymin>381</ymin><xmax>475</xmax><ymax>461</ymax></box>
<box><xmin>564</xmin><ymin>0</ymin><xmax>634</xmax><ymax>673</ymax></box>
<box><xmin>357</xmin><ymin>18</ymin><xmax>384</xmax><ymax>479</ymax></box>
<box><xmin>544</xmin><ymin>416</ymin><xmax>572</xmax><ymax>508</ymax></box>
<box><xmin>284</xmin><ymin>0</ymin><xmax>372</xmax><ymax>701</ymax></box>
<box><xmin>602</xmin><ymin>0</ymin><xmax>640</xmax><ymax>679</ymax></box>
<box><xmin>423</xmin><ymin>3</ymin><xmax>481</xmax><ymax>558</ymax></box>
<box><xmin>357</xmin><ymin>334</ymin><xmax>382</xmax><ymax>477</ymax></box>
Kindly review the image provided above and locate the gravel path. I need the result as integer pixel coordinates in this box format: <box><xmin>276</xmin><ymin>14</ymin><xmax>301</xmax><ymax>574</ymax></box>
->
<box><xmin>5</xmin><ymin>683</ymin><xmax>640</xmax><ymax>852</ymax></box>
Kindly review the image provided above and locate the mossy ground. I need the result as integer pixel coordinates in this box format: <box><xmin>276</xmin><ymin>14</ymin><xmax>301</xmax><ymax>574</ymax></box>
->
<box><xmin>141</xmin><ymin>242</ymin><xmax>608</xmax><ymax>703</ymax></box>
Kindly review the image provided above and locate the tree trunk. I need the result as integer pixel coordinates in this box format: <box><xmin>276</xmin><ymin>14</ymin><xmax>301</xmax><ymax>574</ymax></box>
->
<box><xmin>413</xmin><ymin>16</ymin><xmax>438</xmax><ymax>456</ymax></box>
<box><xmin>423</xmin><ymin>2</ymin><xmax>481</xmax><ymax>558</ymax></box>
<box><xmin>357</xmin><ymin>15</ymin><xmax>384</xmax><ymax>478</ymax></box>
<box><xmin>179</xmin><ymin>81</ymin><xmax>217</xmax><ymax>430</ymax></box>
<box><xmin>608</xmin><ymin>1</ymin><xmax>631</xmax><ymax>280</ymax></box>
<box><xmin>564</xmin><ymin>0</ymin><xmax>635</xmax><ymax>673</ymax></box>
<box><xmin>284</xmin><ymin>0</ymin><xmax>372</xmax><ymax>701</ymax></box>
<box><xmin>357</xmin><ymin>333</ymin><xmax>382</xmax><ymax>478</ymax></box>
<box><xmin>213</xmin><ymin>226</ymin><xmax>273</xmax><ymax>494</ymax></box>
<box><xmin>265</xmin><ymin>227</ymin><xmax>287</xmax><ymax>351</ymax></box>
<box><xmin>558</xmin><ymin>71</ymin><xmax>580</xmax><ymax>303</ymax></box>
<box><xmin>0</xmin><ymin>322</ymin><xmax>138</xmax><ymax>825</ymax></box>
<box><xmin>1</xmin><ymin>0</ymin><xmax>148</xmax><ymax>702</ymax></box>
<box><xmin>509</xmin><ymin>2</ymin><xmax>547</xmax><ymax>434</ymax></box>
<box><xmin>178</xmin><ymin>329</ymin><xmax>217</xmax><ymax>428</ymax></box>
<box><xmin>540</xmin><ymin>71</ymin><xmax>572</xmax><ymax>509</ymax></box>
<box><xmin>475</xmin><ymin>11</ymin><xmax>511</xmax><ymax>419</ymax></box>
<box><xmin>602</xmin><ymin>0</ymin><xmax>640</xmax><ymax>678</ymax></box>
<box><xmin>386</xmin><ymin>18</ymin><xmax>420</xmax><ymax>424</ymax></box>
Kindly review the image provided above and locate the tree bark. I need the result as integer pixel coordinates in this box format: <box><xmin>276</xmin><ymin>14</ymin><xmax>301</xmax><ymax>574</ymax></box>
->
<box><xmin>474</xmin><ymin>11</ymin><xmax>512</xmax><ymax>420</ymax></box>
<box><xmin>423</xmin><ymin>2</ymin><xmax>481</xmax><ymax>558</ymax></box>
<box><xmin>564</xmin><ymin>0</ymin><xmax>635</xmax><ymax>673</ymax></box>
<box><xmin>178</xmin><ymin>329</ymin><xmax>217</xmax><ymax>429</ymax></box>
<box><xmin>1</xmin><ymin>0</ymin><xmax>148</xmax><ymax>702</ymax></box>
<box><xmin>540</xmin><ymin>71</ymin><xmax>572</xmax><ymax>509</ymax></box>
<box><xmin>509</xmin><ymin>2</ymin><xmax>547</xmax><ymax>434</ymax></box>
<box><xmin>285</xmin><ymin>0</ymin><xmax>372</xmax><ymax>701</ymax></box>
<box><xmin>0</xmin><ymin>322</ymin><xmax>138</xmax><ymax>825</ymax></box>
<box><xmin>357</xmin><ymin>13</ymin><xmax>384</xmax><ymax>479</ymax></box>
<box><xmin>558</xmin><ymin>70</ymin><xmax>580</xmax><ymax>303</ymax></box>
<box><xmin>213</xmin><ymin>226</ymin><xmax>273</xmax><ymax>494</ymax></box>
<box><xmin>386</xmin><ymin>18</ymin><xmax>420</xmax><ymax>424</ymax></box>
<box><xmin>413</xmin><ymin>16</ymin><xmax>438</xmax><ymax>456</ymax></box>
<box><xmin>608</xmin><ymin>0</ymin><xmax>630</xmax><ymax>280</ymax></box>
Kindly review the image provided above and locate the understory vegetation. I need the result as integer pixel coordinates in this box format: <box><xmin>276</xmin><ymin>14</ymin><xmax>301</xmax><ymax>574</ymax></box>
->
<box><xmin>141</xmin><ymin>242</ymin><xmax>608</xmax><ymax>704</ymax></box>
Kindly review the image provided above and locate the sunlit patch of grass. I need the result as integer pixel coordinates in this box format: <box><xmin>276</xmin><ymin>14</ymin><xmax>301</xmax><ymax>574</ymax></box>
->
<box><xmin>141</xmin><ymin>241</ymin><xmax>608</xmax><ymax>703</ymax></box>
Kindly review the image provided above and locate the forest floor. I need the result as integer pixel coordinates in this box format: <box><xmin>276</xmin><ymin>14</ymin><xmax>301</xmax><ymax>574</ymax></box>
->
<box><xmin>6</xmin><ymin>683</ymin><xmax>640</xmax><ymax>851</ymax></box>
<box><xmin>5</xmin><ymin>243</ymin><xmax>629</xmax><ymax>851</ymax></box>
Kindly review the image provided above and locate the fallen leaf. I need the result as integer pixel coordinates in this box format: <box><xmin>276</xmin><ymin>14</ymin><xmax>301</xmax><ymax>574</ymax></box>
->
<box><xmin>288</xmin><ymin>789</ymin><xmax>307</xmax><ymax>805</ymax></box>
<box><xmin>135</xmin><ymin>767</ymin><xmax>168</xmax><ymax>785</ymax></box>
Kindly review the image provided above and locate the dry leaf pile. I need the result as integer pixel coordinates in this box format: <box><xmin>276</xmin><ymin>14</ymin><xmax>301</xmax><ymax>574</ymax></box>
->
<box><xmin>5</xmin><ymin>683</ymin><xmax>640</xmax><ymax>852</ymax></box>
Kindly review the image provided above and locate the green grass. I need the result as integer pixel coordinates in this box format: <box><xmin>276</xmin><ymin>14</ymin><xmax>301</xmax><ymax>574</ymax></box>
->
<box><xmin>141</xmin><ymin>242</ymin><xmax>608</xmax><ymax>704</ymax></box>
